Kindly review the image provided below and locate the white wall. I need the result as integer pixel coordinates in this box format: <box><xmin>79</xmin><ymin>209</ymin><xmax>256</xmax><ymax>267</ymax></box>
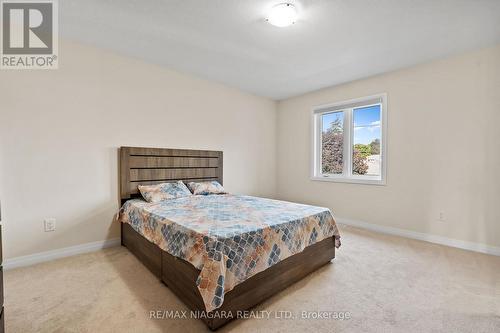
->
<box><xmin>277</xmin><ymin>45</ymin><xmax>500</xmax><ymax>249</ymax></box>
<box><xmin>0</xmin><ymin>41</ymin><xmax>277</xmax><ymax>259</ymax></box>
<box><xmin>2</xmin><ymin>40</ymin><xmax>499</xmax><ymax>261</ymax></box>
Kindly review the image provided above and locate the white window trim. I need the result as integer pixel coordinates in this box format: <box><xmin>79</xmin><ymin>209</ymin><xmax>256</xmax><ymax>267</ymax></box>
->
<box><xmin>311</xmin><ymin>93</ymin><xmax>387</xmax><ymax>185</ymax></box>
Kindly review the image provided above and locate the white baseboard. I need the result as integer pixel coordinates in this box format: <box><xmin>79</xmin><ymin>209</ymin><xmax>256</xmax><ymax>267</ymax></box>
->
<box><xmin>4</xmin><ymin>238</ymin><xmax>121</xmax><ymax>270</ymax></box>
<box><xmin>336</xmin><ymin>217</ymin><xmax>500</xmax><ymax>257</ymax></box>
<box><xmin>4</xmin><ymin>218</ymin><xmax>499</xmax><ymax>270</ymax></box>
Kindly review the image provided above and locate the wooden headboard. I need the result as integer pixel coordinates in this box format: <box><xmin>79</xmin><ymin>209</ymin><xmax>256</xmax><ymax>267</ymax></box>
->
<box><xmin>120</xmin><ymin>146</ymin><xmax>223</xmax><ymax>202</ymax></box>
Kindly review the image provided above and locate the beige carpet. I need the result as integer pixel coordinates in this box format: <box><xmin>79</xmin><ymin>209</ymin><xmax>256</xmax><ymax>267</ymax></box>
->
<box><xmin>5</xmin><ymin>226</ymin><xmax>500</xmax><ymax>333</ymax></box>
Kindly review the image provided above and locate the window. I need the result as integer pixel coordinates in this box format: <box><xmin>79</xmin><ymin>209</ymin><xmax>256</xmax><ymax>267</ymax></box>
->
<box><xmin>312</xmin><ymin>94</ymin><xmax>386</xmax><ymax>185</ymax></box>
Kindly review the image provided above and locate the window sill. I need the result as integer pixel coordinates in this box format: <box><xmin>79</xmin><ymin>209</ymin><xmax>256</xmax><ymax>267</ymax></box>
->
<box><xmin>310</xmin><ymin>176</ymin><xmax>386</xmax><ymax>186</ymax></box>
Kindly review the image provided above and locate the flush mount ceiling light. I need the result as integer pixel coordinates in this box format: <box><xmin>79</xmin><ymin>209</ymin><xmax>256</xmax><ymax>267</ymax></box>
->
<box><xmin>266</xmin><ymin>3</ymin><xmax>298</xmax><ymax>27</ymax></box>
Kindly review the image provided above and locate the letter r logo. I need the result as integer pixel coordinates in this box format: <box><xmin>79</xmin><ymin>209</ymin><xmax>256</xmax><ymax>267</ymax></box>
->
<box><xmin>2</xmin><ymin>1</ymin><xmax>53</xmax><ymax>54</ymax></box>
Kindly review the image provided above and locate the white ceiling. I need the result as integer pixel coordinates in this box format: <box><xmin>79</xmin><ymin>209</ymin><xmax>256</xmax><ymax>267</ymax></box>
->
<box><xmin>61</xmin><ymin>0</ymin><xmax>500</xmax><ymax>100</ymax></box>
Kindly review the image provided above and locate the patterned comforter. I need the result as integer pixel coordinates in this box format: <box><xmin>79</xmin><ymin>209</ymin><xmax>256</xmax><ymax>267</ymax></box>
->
<box><xmin>119</xmin><ymin>194</ymin><xmax>341</xmax><ymax>312</ymax></box>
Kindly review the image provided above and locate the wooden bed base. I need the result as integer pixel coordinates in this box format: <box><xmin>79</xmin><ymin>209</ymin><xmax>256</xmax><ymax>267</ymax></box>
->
<box><xmin>121</xmin><ymin>223</ymin><xmax>335</xmax><ymax>330</ymax></box>
<box><xmin>119</xmin><ymin>147</ymin><xmax>336</xmax><ymax>330</ymax></box>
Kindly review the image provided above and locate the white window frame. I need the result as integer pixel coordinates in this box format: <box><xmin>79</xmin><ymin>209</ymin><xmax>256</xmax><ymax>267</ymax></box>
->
<box><xmin>311</xmin><ymin>93</ymin><xmax>387</xmax><ymax>185</ymax></box>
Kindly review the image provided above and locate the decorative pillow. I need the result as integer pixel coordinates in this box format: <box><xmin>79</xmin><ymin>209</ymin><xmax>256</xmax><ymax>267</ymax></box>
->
<box><xmin>138</xmin><ymin>181</ymin><xmax>192</xmax><ymax>203</ymax></box>
<box><xmin>187</xmin><ymin>181</ymin><xmax>227</xmax><ymax>195</ymax></box>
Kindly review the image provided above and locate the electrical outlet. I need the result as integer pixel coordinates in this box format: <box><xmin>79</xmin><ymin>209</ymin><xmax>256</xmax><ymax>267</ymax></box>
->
<box><xmin>438</xmin><ymin>212</ymin><xmax>445</xmax><ymax>222</ymax></box>
<box><xmin>44</xmin><ymin>218</ymin><xmax>56</xmax><ymax>232</ymax></box>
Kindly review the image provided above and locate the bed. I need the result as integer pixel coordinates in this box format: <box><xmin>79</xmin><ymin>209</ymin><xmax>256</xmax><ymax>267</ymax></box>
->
<box><xmin>119</xmin><ymin>146</ymin><xmax>340</xmax><ymax>330</ymax></box>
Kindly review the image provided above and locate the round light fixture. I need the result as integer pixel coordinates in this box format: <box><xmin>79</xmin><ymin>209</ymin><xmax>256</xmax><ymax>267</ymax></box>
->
<box><xmin>267</xmin><ymin>3</ymin><xmax>298</xmax><ymax>27</ymax></box>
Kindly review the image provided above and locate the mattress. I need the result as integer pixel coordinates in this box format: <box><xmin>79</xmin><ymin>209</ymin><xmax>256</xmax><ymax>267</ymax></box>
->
<box><xmin>119</xmin><ymin>194</ymin><xmax>341</xmax><ymax>312</ymax></box>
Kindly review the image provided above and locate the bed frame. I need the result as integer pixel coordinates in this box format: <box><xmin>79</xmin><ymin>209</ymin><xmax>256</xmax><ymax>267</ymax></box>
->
<box><xmin>119</xmin><ymin>146</ymin><xmax>336</xmax><ymax>330</ymax></box>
